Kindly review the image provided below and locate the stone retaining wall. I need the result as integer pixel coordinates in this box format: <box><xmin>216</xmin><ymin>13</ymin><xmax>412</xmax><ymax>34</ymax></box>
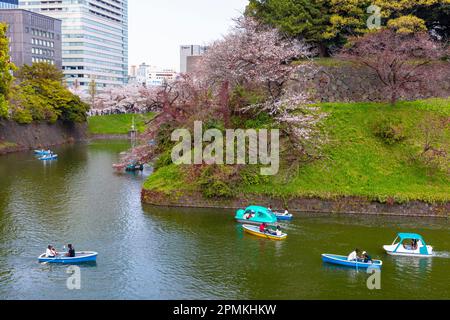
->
<box><xmin>290</xmin><ymin>64</ymin><xmax>450</xmax><ymax>103</ymax></box>
<box><xmin>0</xmin><ymin>120</ymin><xmax>87</xmax><ymax>154</ymax></box>
<box><xmin>142</xmin><ymin>189</ymin><xmax>449</xmax><ymax>218</ymax></box>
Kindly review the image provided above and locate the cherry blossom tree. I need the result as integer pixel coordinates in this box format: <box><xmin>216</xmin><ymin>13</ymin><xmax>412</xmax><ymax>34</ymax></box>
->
<box><xmin>201</xmin><ymin>16</ymin><xmax>314</xmax><ymax>99</ymax></box>
<box><xmin>339</xmin><ymin>30</ymin><xmax>447</xmax><ymax>105</ymax></box>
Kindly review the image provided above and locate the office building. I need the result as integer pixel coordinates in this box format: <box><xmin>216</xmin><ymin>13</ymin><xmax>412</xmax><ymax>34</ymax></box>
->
<box><xmin>19</xmin><ymin>0</ymin><xmax>128</xmax><ymax>90</ymax></box>
<box><xmin>0</xmin><ymin>0</ymin><xmax>18</xmax><ymax>9</ymax></box>
<box><xmin>0</xmin><ymin>9</ymin><xmax>62</xmax><ymax>68</ymax></box>
<box><xmin>180</xmin><ymin>45</ymin><xmax>207</xmax><ymax>73</ymax></box>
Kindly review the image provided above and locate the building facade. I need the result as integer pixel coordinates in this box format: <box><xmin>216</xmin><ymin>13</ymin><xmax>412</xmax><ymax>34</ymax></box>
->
<box><xmin>0</xmin><ymin>9</ymin><xmax>62</xmax><ymax>69</ymax></box>
<box><xmin>133</xmin><ymin>63</ymin><xmax>177</xmax><ymax>87</ymax></box>
<box><xmin>180</xmin><ymin>45</ymin><xmax>207</xmax><ymax>73</ymax></box>
<box><xmin>0</xmin><ymin>0</ymin><xmax>18</xmax><ymax>9</ymax></box>
<box><xmin>19</xmin><ymin>0</ymin><xmax>128</xmax><ymax>91</ymax></box>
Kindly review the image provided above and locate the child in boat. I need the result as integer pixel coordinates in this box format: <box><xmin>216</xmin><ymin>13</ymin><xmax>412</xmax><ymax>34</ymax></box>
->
<box><xmin>283</xmin><ymin>208</ymin><xmax>290</xmax><ymax>216</ymax></box>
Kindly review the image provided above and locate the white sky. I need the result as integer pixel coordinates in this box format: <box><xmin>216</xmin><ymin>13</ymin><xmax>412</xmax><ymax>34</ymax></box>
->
<box><xmin>128</xmin><ymin>0</ymin><xmax>248</xmax><ymax>71</ymax></box>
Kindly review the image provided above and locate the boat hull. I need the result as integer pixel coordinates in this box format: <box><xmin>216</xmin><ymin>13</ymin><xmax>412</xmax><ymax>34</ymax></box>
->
<box><xmin>275</xmin><ymin>214</ymin><xmax>293</xmax><ymax>221</ymax></box>
<box><xmin>243</xmin><ymin>224</ymin><xmax>287</xmax><ymax>241</ymax></box>
<box><xmin>383</xmin><ymin>244</ymin><xmax>433</xmax><ymax>257</ymax></box>
<box><xmin>38</xmin><ymin>252</ymin><xmax>98</xmax><ymax>264</ymax></box>
<box><xmin>322</xmin><ymin>254</ymin><xmax>382</xmax><ymax>269</ymax></box>
<box><xmin>39</xmin><ymin>155</ymin><xmax>58</xmax><ymax>161</ymax></box>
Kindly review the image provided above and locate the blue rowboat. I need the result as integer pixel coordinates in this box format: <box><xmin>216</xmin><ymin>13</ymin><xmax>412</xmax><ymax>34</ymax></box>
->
<box><xmin>39</xmin><ymin>154</ymin><xmax>58</xmax><ymax>161</ymax></box>
<box><xmin>125</xmin><ymin>163</ymin><xmax>144</xmax><ymax>172</ymax></box>
<box><xmin>34</xmin><ymin>149</ymin><xmax>52</xmax><ymax>155</ymax></box>
<box><xmin>38</xmin><ymin>251</ymin><xmax>98</xmax><ymax>264</ymax></box>
<box><xmin>322</xmin><ymin>254</ymin><xmax>382</xmax><ymax>269</ymax></box>
<box><xmin>274</xmin><ymin>212</ymin><xmax>293</xmax><ymax>221</ymax></box>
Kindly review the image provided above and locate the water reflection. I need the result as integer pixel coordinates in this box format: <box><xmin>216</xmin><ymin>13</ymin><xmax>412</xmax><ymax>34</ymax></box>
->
<box><xmin>0</xmin><ymin>141</ymin><xmax>449</xmax><ymax>300</ymax></box>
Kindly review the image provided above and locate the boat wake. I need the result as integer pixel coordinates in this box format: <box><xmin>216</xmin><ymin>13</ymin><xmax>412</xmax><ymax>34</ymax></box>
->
<box><xmin>433</xmin><ymin>251</ymin><xmax>450</xmax><ymax>258</ymax></box>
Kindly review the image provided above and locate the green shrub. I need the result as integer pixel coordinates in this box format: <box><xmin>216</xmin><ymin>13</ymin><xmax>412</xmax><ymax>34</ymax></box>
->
<box><xmin>11</xmin><ymin>107</ymin><xmax>33</xmax><ymax>124</ymax></box>
<box><xmin>373</xmin><ymin>118</ymin><xmax>406</xmax><ymax>145</ymax></box>
<box><xmin>154</xmin><ymin>149</ymin><xmax>174</xmax><ymax>171</ymax></box>
<box><xmin>198</xmin><ymin>166</ymin><xmax>236</xmax><ymax>198</ymax></box>
<box><xmin>0</xmin><ymin>95</ymin><xmax>8</xmax><ymax>119</ymax></box>
<box><xmin>240</xmin><ymin>166</ymin><xmax>269</xmax><ymax>186</ymax></box>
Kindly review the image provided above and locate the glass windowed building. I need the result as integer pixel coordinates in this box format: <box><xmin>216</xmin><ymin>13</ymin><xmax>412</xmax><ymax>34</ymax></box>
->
<box><xmin>0</xmin><ymin>0</ymin><xmax>18</xmax><ymax>9</ymax></box>
<box><xmin>19</xmin><ymin>0</ymin><xmax>128</xmax><ymax>90</ymax></box>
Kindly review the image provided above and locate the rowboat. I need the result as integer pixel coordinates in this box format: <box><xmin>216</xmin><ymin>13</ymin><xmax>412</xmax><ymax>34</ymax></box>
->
<box><xmin>38</xmin><ymin>251</ymin><xmax>98</xmax><ymax>264</ymax></box>
<box><xmin>242</xmin><ymin>224</ymin><xmax>287</xmax><ymax>241</ymax></box>
<box><xmin>322</xmin><ymin>254</ymin><xmax>382</xmax><ymax>269</ymax></box>
<box><xmin>34</xmin><ymin>149</ymin><xmax>52</xmax><ymax>155</ymax></box>
<box><xmin>125</xmin><ymin>163</ymin><xmax>144</xmax><ymax>172</ymax></box>
<box><xmin>39</xmin><ymin>154</ymin><xmax>58</xmax><ymax>161</ymax></box>
<box><xmin>274</xmin><ymin>212</ymin><xmax>293</xmax><ymax>221</ymax></box>
<box><xmin>383</xmin><ymin>233</ymin><xmax>433</xmax><ymax>257</ymax></box>
<box><xmin>235</xmin><ymin>206</ymin><xmax>278</xmax><ymax>225</ymax></box>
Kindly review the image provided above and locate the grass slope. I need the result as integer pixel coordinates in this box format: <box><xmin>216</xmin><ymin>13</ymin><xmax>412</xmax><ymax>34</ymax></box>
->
<box><xmin>88</xmin><ymin>113</ymin><xmax>155</xmax><ymax>135</ymax></box>
<box><xmin>144</xmin><ymin>99</ymin><xmax>450</xmax><ymax>203</ymax></box>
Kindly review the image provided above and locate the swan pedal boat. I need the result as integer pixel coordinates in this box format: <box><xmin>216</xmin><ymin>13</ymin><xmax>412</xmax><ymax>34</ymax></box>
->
<box><xmin>322</xmin><ymin>254</ymin><xmax>382</xmax><ymax>269</ymax></box>
<box><xmin>383</xmin><ymin>233</ymin><xmax>433</xmax><ymax>257</ymax></box>
<box><xmin>235</xmin><ymin>206</ymin><xmax>278</xmax><ymax>226</ymax></box>
<box><xmin>274</xmin><ymin>212</ymin><xmax>293</xmax><ymax>221</ymax></box>
<box><xmin>38</xmin><ymin>251</ymin><xmax>98</xmax><ymax>264</ymax></box>
<box><xmin>39</xmin><ymin>154</ymin><xmax>58</xmax><ymax>161</ymax></box>
<box><xmin>242</xmin><ymin>224</ymin><xmax>287</xmax><ymax>241</ymax></box>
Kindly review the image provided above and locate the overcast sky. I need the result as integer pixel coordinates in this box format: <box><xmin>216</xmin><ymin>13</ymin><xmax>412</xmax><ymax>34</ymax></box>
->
<box><xmin>128</xmin><ymin>0</ymin><xmax>249</xmax><ymax>71</ymax></box>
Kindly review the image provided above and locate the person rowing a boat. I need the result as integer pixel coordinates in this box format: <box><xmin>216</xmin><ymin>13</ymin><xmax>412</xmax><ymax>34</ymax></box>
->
<box><xmin>45</xmin><ymin>245</ymin><xmax>58</xmax><ymax>258</ymax></box>
<box><xmin>65</xmin><ymin>244</ymin><xmax>76</xmax><ymax>258</ymax></box>
<box><xmin>362</xmin><ymin>251</ymin><xmax>373</xmax><ymax>264</ymax></box>
<box><xmin>259</xmin><ymin>223</ymin><xmax>267</xmax><ymax>233</ymax></box>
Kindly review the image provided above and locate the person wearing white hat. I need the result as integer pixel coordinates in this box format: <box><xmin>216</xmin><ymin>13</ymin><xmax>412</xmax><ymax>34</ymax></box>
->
<box><xmin>362</xmin><ymin>251</ymin><xmax>373</xmax><ymax>263</ymax></box>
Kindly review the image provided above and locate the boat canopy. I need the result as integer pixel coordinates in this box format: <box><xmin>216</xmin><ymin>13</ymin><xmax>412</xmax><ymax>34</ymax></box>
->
<box><xmin>397</xmin><ymin>233</ymin><xmax>425</xmax><ymax>242</ymax></box>
<box><xmin>245</xmin><ymin>206</ymin><xmax>270</xmax><ymax>214</ymax></box>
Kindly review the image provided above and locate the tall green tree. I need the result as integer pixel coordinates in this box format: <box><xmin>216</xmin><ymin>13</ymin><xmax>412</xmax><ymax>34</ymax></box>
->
<box><xmin>10</xmin><ymin>63</ymin><xmax>89</xmax><ymax>124</ymax></box>
<box><xmin>16</xmin><ymin>62</ymin><xmax>64</xmax><ymax>82</ymax></box>
<box><xmin>0</xmin><ymin>23</ymin><xmax>16</xmax><ymax>118</ymax></box>
<box><xmin>246</xmin><ymin>0</ymin><xmax>450</xmax><ymax>54</ymax></box>
<box><xmin>246</xmin><ymin>0</ymin><xmax>330</xmax><ymax>54</ymax></box>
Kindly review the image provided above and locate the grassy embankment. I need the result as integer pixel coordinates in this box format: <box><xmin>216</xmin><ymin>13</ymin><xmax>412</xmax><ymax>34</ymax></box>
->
<box><xmin>143</xmin><ymin>98</ymin><xmax>450</xmax><ymax>204</ymax></box>
<box><xmin>87</xmin><ymin>113</ymin><xmax>155</xmax><ymax>135</ymax></box>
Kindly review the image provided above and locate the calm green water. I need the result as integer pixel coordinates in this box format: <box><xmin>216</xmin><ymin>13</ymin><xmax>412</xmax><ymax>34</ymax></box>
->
<box><xmin>0</xmin><ymin>140</ymin><xmax>449</xmax><ymax>300</ymax></box>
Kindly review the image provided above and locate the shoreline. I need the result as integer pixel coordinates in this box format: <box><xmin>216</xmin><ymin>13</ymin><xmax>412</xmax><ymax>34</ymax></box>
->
<box><xmin>0</xmin><ymin>134</ymin><xmax>136</xmax><ymax>156</ymax></box>
<box><xmin>141</xmin><ymin>189</ymin><xmax>450</xmax><ymax>218</ymax></box>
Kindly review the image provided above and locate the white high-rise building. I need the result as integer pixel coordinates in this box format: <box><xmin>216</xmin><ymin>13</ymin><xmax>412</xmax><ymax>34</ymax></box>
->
<box><xmin>133</xmin><ymin>63</ymin><xmax>177</xmax><ymax>87</ymax></box>
<box><xmin>19</xmin><ymin>0</ymin><xmax>128</xmax><ymax>91</ymax></box>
